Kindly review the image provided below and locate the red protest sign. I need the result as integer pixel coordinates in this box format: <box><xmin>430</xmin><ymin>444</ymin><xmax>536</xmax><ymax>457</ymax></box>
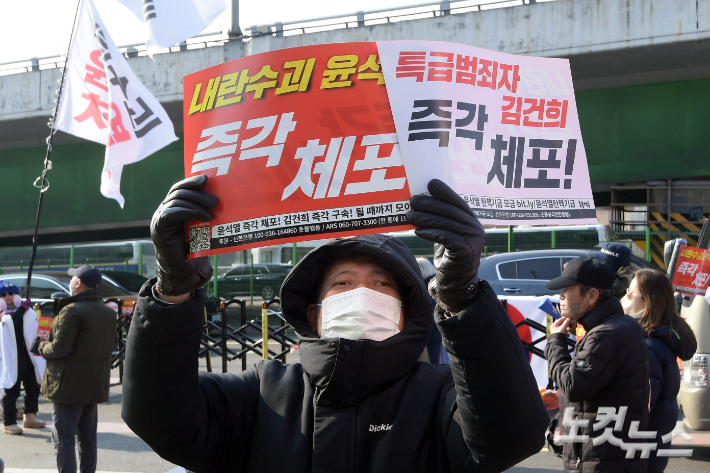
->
<box><xmin>183</xmin><ymin>43</ymin><xmax>412</xmax><ymax>258</ymax></box>
<box><xmin>671</xmin><ymin>245</ymin><xmax>710</xmax><ymax>295</ymax></box>
<box><xmin>36</xmin><ymin>315</ymin><xmax>53</xmax><ymax>342</ymax></box>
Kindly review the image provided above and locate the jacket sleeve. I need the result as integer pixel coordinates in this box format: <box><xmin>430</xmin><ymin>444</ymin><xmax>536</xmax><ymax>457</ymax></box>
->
<box><xmin>436</xmin><ymin>280</ymin><xmax>549</xmax><ymax>473</ymax></box>
<box><xmin>39</xmin><ymin>307</ymin><xmax>79</xmax><ymax>359</ymax></box>
<box><xmin>648</xmin><ymin>348</ymin><xmax>663</xmax><ymax>412</ymax></box>
<box><xmin>545</xmin><ymin>330</ymin><xmax>618</xmax><ymax>403</ymax></box>
<box><xmin>121</xmin><ymin>280</ymin><xmax>260</xmax><ymax>473</ymax></box>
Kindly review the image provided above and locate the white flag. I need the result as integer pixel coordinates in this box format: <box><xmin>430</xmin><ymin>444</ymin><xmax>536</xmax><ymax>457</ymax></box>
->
<box><xmin>54</xmin><ymin>0</ymin><xmax>178</xmax><ymax>208</ymax></box>
<box><xmin>114</xmin><ymin>0</ymin><xmax>229</xmax><ymax>54</ymax></box>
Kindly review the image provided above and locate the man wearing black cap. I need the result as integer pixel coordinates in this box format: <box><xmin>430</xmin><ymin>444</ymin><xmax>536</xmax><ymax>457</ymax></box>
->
<box><xmin>544</xmin><ymin>257</ymin><xmax>650</xmax><ymax>473</ymax></box>
<box><xmin>36</xmin><ymin>265</ymin><xmax>117</xmax><ymax>473</ymax></box>
<box><xmin>595</xmin><ymin>242</ymin><xmax>640</xmax><ymax>299</ymax></box>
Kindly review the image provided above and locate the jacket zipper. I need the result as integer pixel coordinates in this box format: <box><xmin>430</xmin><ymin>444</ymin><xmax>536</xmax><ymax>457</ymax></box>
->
<box><xmin>351</xmin><ymin>404</ymin><xmax>358</xmax><ymax>473</ymax></box>
<box><xmin>574</xmin><ymin>425</ymin><xmax>582</xmax><ymax>470</ymax></box>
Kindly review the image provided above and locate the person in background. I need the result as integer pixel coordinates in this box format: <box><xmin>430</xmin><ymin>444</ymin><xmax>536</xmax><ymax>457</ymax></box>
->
<box><xmin>595</xmin><ymin>242</ymin><xmax>641</xmax><ymax>299</ymax></box>
<box><xmin>416</xmin><ymin>257</ymin><xmax>448</xmax><ymax>364</ymax></box>
<box><xmin>621</xmin><ymin>269</ymin><xmax>697</xmax><ymax>473</ymax></box>
<box><xmin>545</xmin><ymin>257</ymin><xmax>649</xmax><ymax>473</ymax></box>
<box><xmin>34</xmin><ymin>266</ymin><xmax>117</xmax><ymax>473</ymax></box>
<box><xmin>0</xmin><ymin>280</ymin><xmax>46</xmax><ymax>435</ymax></box>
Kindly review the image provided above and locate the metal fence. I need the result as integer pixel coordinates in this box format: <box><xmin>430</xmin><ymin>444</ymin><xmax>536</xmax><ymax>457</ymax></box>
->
<box><xmin>101</xmin><ymin>297</ymin><xmax>297</xmax><ymax>378</ymax></box>
<box><xmin>102</xmin><ymin>297</ymin><xmax>569</xmax><ymax>378</ymax></box>
<box><xmin>199</xmin><ymin>298</ymin><xmax>296</xmax><ymax>373</ymax></box>
<box><xmin>0</xmin><ymin>242</ymin><xmax>156</xmax><ymax>277</ymax></box>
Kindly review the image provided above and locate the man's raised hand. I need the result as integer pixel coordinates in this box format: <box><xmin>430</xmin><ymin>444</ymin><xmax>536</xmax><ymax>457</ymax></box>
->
<box><xmin>151</xmin><ymin>175</ymin><xmax>218</xmax><ymax>297</ymax></box>
<box><xmin>407</xmin><ymin>179</ymin><xmax>485</xmax><ymax>314</ymax></box>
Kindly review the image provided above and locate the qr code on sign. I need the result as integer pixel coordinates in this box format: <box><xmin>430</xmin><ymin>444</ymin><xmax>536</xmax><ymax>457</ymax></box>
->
<box><xmin>189</xmin><ymin>226</ymin><xmax>210</xmax><ymax>252</ymax></box>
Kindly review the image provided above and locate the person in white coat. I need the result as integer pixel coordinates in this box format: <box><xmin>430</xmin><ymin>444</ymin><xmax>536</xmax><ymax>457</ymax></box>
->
<box><xmin>0</xmin><ymin>280</ymin><xmax>46</xmax><ymax>435</ymax></box>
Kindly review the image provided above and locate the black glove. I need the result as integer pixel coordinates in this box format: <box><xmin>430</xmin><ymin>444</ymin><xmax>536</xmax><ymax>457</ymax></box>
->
<box><xmin>30</xmin><ymin>337</ymin><xmax>41</xmax><ymax>355</ymax></box>
<box><xmin>407</xmin><ymin>179</ymin><xmax>485</xmax><ymax>314</ymax></box>
<box><xmin>151</xmin><ymin>175</ymin><xmax>219</xmax><ymax>296</ymax></box>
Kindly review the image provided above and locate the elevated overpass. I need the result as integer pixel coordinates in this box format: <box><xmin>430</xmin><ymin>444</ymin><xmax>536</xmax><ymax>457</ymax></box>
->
<box><xmin>1</xmin><ymin>0</ymin><xmax>709</xmax><ymax>247</ymax></box>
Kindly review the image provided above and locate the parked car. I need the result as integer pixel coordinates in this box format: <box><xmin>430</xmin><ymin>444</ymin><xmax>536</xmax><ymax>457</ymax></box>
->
<box><xmin>2</xmin><ymin>271</ymin><xmax>138</xmax><ymax>317</ymax></box>
<box><xmin>100</xmin><ymin>270</ymin><xmax>150</xmax><ymax>293</ymax></box>
<box><xmin>90</xmin><ymin>270</ymin><xmax>221</xmax><ymax>322</ymax></box>
<box><xmin>478</xmin><ymin>249</ymin><xmax>652</xmax><ymax>296</ymax></box>
<box><xmin>214</xmin><ymin>263</ymin><xmax>292</xmax><ymax>300</ymax></box>
<box><xmin>678</xmin><ymin>294</ymin><xmax>710</xmax><ymax>430</ymax></box>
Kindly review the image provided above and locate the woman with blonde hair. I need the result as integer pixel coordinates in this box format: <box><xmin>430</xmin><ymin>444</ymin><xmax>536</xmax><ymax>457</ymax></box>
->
<box><xmin>622</xmin><ymin>269</ymin><xmax>697</xmax><ymax>472</ymax></box>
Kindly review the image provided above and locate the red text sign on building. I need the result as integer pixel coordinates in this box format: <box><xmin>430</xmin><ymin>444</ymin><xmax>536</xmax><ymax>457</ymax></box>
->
<box><xmin>672</xmin><ymin>245</ymin><xmax>710</xmax><ymax>295</ymax></box>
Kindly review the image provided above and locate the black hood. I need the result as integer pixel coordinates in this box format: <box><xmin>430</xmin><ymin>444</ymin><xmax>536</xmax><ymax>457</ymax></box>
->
<box><xmin>280</xmin><ymin>234</ymin><xmax>433</xmax><ymax>408</ymax></box>
<box><xmin>650</xmin><ymin>324</ymin><xmax>697</xmax><ymax>361</ymax></box>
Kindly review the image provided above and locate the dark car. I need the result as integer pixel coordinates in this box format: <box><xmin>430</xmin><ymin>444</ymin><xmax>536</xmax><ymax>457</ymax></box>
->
<box><xmin>214</xmin><ymin>263</ymin><xmax>292</xmax><ymax>300</ymax></box>
<box><xmin>101</xmin><ymin>270</ymin><xmax>221</xmax><ymax>321</ymax></box>
<box><xmin>101</xmin><ymin>270</ymin><xmax>149</xmax><ymax>293</ymax></box>
<box><xmin>478</xmin><ymin>249</ymin><xmax>652</xmax><ymax>296</ymax></box>
<box><xmin>2</xmin><ymin>271</ymin><xmax>138</xmax><ymax>317</ymax></box>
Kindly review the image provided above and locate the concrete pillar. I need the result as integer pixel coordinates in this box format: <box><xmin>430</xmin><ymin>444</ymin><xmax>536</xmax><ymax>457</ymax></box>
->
<box><xmin>440</xmin><ymin>1</ymin><xmax>450</xmax><ymax>15</ymax></box>
<box><xmin>357</xmin><ymin>11</ymin><xmax>365</xmax><ymax>27</ymax></box>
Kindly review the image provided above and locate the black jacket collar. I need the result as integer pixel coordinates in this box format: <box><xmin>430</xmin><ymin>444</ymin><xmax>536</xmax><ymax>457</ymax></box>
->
<box><xmin>57</xmin><ymin>289</ymin><xmax>102</xmax><ymax>313</ymax></box>
<box><xmin>282</xmin><ymin>235</ymin><xmax>432</xmax><ymax>408</ymax></box>
<box><xmin>578</xmin><ymin>297</ymin><xmax>623</xmax><ymax>332</ymax></box>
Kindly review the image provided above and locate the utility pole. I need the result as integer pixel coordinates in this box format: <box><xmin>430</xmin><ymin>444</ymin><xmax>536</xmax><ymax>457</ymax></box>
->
<box><xmin>228</xmin><ymin>0</ymin><xmax>242</xmax><ymax>37</ymax></box>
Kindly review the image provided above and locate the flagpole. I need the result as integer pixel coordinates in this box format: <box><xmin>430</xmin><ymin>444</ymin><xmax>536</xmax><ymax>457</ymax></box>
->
<box><xmin>26</xmin><ymin>0</ymin><xmax>83</xmax><ymax>301</ymax></box>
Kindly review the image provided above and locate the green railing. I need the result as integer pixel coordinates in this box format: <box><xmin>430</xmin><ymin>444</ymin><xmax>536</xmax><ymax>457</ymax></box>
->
<box><xmin>0</xmin><ymin>243</ymin><xmax>154</xmax><ymax>276</ymax></box>
<box><xmin>612</xmin><ymin>230</ymin><xmax>701</xmax><ymax>269</ymax></box>
<box><xmin>394</xmin><ymin>228</ymin><xmax>609</xmax><ymax>259</ymax></box>
<box><xmin>395</xmin><ymin>227</ymin><xmax>703</xmax><ymax>271</ymax></box>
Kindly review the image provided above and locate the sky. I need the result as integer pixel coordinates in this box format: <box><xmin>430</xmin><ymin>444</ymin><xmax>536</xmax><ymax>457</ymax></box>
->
<box><xmin>0</xmin><ymin>0</ymin><xmax>542</xmax><ymax>64</ymax></box>
<box><xmin>0</xmin><ymin>0</ymin><xmax>432</xmax><ymax>64</ymax></box>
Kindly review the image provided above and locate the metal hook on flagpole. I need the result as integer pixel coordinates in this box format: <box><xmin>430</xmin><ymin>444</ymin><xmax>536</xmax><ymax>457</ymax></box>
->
<box><xmin>32</xmin><ymin>176</ymin><xmax>50</xmax><ymax>192</ymax></box>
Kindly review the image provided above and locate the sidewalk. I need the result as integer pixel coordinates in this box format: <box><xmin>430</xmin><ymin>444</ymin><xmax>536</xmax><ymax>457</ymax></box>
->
<box><xmin>0</xmin><ymin>340</ymin><xmax>293</xmax><ymax>473</ymax></box>
<box><xmin>0</xmin><ymin>380</ymin><xmax>179</xmax><ymax>473</ymax></box>
<box><xmin>5</xmin><ymin>470</ymin><xmax>186</xmax><ymax>473</ymax></box>
<box><xmin>2</xmin><ymin>341</ymin><xmax>706</xmax><ymax>472</ymax></box>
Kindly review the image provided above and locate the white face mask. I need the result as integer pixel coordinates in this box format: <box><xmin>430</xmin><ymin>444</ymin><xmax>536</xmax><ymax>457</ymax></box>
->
<box><xmin>319</xmin><ymin>287</ymin><xmax>403</xmax><ymax>341</ymax></box>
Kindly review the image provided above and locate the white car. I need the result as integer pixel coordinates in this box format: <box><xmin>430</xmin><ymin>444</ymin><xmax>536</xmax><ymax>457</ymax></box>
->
<box><xmin>679</xmin><ymin>295</ymin><xmax>710</xmax><ymax>430</ymax></box>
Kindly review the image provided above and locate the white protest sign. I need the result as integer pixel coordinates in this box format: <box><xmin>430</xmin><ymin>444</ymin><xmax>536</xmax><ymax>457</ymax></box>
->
<box><xmin>378</xmin><ymin>41</ymin><xmax>596</xmax><ymax>225</ymax></box>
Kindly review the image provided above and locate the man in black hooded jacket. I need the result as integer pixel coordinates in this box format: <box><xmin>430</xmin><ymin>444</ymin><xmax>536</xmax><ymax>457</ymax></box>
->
<box><xmin>121</xmin><ymin>176</ymin><xmax>548</xmax><ymax>473</ymax></box>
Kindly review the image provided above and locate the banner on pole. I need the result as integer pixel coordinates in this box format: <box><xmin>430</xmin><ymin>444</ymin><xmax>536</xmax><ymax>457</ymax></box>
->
<box><xmin>54</xmin><ymin>0</ymin><xmax>178</xmax><ymax>208</ymax></box>
<box><xmin>183</xmin><ymin>41</ymin><xmax>595</xmax><ymax>257</ymax></box>
<box><xmin>671</xmin><ymin>245</ymin><xmax>710</xmax><ymax>295</ymax></box>
<box><xmin>114</xmin><ymin>0</ymin><xmax>229</xmax><ymax>55</ymax></box>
